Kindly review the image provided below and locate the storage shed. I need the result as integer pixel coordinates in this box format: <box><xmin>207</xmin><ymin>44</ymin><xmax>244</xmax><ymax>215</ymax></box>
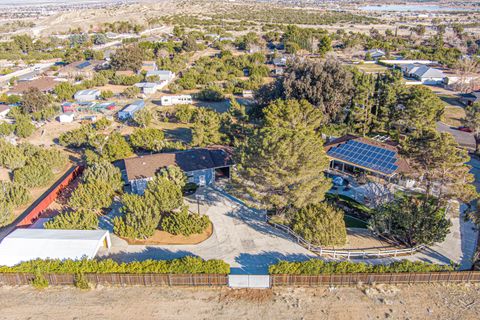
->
<box><xmin>58</xmin><ymin>112</ymin><xmax>75</xmax><ymax>123</ymax></box>
<box><xmin>118</xmin><ymin>100</ymin><xmax>145</xmax><ymax>120</ymax></box>
<box><xmin>0</xmin><ymin>229</ymin><xmax>111</xmax><ymax>266</ymax></box>
<box><xmin>74</xmin><ymin>89</ymin><xmax>101</xmax><ymax>102</ymax></box>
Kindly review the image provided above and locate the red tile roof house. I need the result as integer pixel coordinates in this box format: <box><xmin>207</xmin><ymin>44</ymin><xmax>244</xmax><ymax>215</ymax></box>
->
<box><xmin>117</xmin><ymin>147</ymin><xmax>234</xmax><ymax>194</ymax></box>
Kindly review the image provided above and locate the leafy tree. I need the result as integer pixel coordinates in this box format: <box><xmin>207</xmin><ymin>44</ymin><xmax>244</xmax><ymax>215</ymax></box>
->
<box><xmin>290</xmin><ymin>202</ymin><xmax>347</xmax><ymax>246</ymax></box>
<box><xmin>158</xmin><ymin>165</ymin><xmax>187</xmax><ymax>189</ymax></box>
<box><xmin>236</xmin><ymin>99</ymin><xmax>332</xmax><ymax>213</ymax></box>
<box><xmin>394</xmin><ymin>86</ymin><xmax>444</xmax><ymax>134</ymax></box>
<box><xmin>21</xmin><ymin>87</ymin><xmax>50</xmax><ymax>114</ymax></box>
<box><xmin>69</xmin><ymin>180</ymin><xmax>116</xmax><ymax>211</ymax></box>
<box><xmin>191</xmin><ymin>108</ymin><xmax>223</xmax><ymax>147</ymax></box>
<box><xmin>0</xmin><ymin>123</ymin><xmax>14</xmax><ymax>137</ymax></box>
<box><xmin>82</xmin><ymin>161</ymin><xmax>123</xmax><ymax>192</ymax></box>
<box><xmin>144</xmin><ymin>176</ymin><xmax>183</xmax><ymax>213</ymax></box>
<box><xmin>255</xmin><ymin>59</ymin><xmax>353</xmax><ymax>122</ymax></box>
<box><xmin>0</xmin><ymin>201</ymin><xmax>13</xmax><ymax>227</ymax></box>
<box><xmin>0</xmin><ymin>140</ymin><xmax>26</xmax><ymax>169</ymax></box>
<box><xmin>58</xmin><ymin>124</ymin><xmax>96</xmax><ymax>147</ymax></box>
<box><xmin>92</xmin><ymin>33</ymin><xmax>108</xmax><ymax>45</ymax></box>
<box><xmin>348</xmin><ymin>70</ymin><xmax>376</xmax><ymax>136</ymax></box>
<box><xmin>14</xmin><ymin>164</ymin><xmax>53</xmax><ymax>188</ymax></box>
<box><xmin>113</xmin><ymin>193</ymin><xmax>161</xmax><ymax>239</ymax></box>
<box><xmin>30</xmin><ymin>148</ymin><xmax>67</xmax><ymax>173</ymax></box>
<box><xmin>100</xmin><ymin>90</ymin><xmax>114</xmax><ymax>99</ymax></box>
<box><xmin>110</xmin><ymin>44</ymin><xmax>144</xmax><ymax>72</ymax></box>
<box><xmin>133</xmin><ymin>108</ymin><xmax>152</xmax><ymax>128</ymax></box>
<box><xmin>0</xmin><ymin>181</ymin><xmax>30</xmax><ymax>207</ymax></box>
<box><xmin>54</xmin><ymin>82</ymin><xmax>77</xmax><ymax>101</ymax></box>
<box><xmin>121</xmin><ymin>86</ymin><xmax>140</xmax><ymax>98</ymax></box>
<box><xmin>465</xmin><ymin>102</ymin><xmax>480</xmax><ymax>152</ymax></box>
<box><xmin>182</xmin><ymin>36</ymin><xmax>198</xmax><ymax>52</ymax></box>
<box><xmin>402</xmin><ymin>130</ymin><xmax>477</xmax><ymax>203</ymax></box>
<box><xmin>195</xmin><ymin>86</ymin><xmax>225</xmax><ymax>102</ymax></box>
<box><xmin>14</xmin><ymin>115</ymin><xmax>35</xmax><ymax>138</ymax></box>
<box><xmin>175</xmin><ymin>104</ymin><xmax>197</xmax><ymax>123</ymax></box>
<box><xmin>44</xmin><ymin>209</ymin><xmax>99</xmax><ymax>230</ymax></box>
<box><xmin>369</xmin><ymin>194</ymin><xmax>451</xmax><ymax>246</ymax></box>
<box><xmin>129</xmin><ymin>128</ymin><xmax>165</xmax><ymax>152</ymax></box>
<box><xmin>161</xmin><ymin>207</ymin><xmax>210</xmax><ymax>236</ymax></box>
<box><xmin>94</xmin><ymin>117</ymin><xmax>111</xmax><ymax>130</ymax></box>
<box><xmin>94</xmin><ymin>132</ymin><xmax>133</xmax><ymax>162</ymax></box>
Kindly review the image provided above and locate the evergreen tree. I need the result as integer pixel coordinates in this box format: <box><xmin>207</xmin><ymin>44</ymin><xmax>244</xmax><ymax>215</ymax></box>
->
<box><xmin>191</xmin><ymin>108</ymin><xmax>223</xmax><ymax>147</ymax></box>
<box><xmin>236</xmin><ymin>99</ymin><xmax>332</xmax><ymax>213</ymax></box>
<box><xmin>44</xmin><ymin>209</ymin><xmax>99</xmax><ymax>230</ymax></box>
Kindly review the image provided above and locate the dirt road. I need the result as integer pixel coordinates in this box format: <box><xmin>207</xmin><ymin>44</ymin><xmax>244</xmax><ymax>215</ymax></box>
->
<box><xmin>0</xmin><ymin>283</ymin><xmax>478</xmax><ymax>320</ymax></box>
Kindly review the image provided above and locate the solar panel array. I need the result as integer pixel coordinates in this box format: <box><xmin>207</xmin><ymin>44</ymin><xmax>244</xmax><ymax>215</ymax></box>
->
<box><xmin>327</xmin><ymin>140</ymin><xmax>399</xmax><ymax>175</ymax></box>
<box><xmin>76</xmin><ymin>61</ymin><xmax>91</xmax><ymax>70</ymax></box>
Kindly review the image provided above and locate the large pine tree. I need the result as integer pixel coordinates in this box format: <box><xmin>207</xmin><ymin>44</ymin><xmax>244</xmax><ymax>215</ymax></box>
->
<box><xmin>236</xmin><ymin>99</ymin><xmax>332</xmax><ymax>214</ymax></box>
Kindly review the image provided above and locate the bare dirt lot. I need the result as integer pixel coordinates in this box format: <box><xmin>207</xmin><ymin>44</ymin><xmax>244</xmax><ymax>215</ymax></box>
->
<box><xmin>0</xmin><ymin>283</ymin><xmax>478</xmax><ymax>320</ymax></box>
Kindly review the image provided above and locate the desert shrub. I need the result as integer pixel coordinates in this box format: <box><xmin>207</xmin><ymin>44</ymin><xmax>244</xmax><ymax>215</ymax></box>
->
<box><xmin>14</xmin><ymin>164</ymin><xmax>53</xmax><ymax>188</ymax></box>
<box><xmin>268</xmin><ymin>259</ymin><xmax>455</xmax><ymax>275</ymax></box>
<box><xmin>44</xmin><ymin>209</ymin><xmax>99</xmax><ymax>230</ymax></box>
<box><xmin>0</xmin><ymin>140</ymin><xmax>26</xmax><ymax>169</ymax></box>
<box><xmin>82</xmin><ymin>161</ymin><xmax>123</xmax><ymax>192</ymax></box>
<box><xmin>74</xmin><ymin>272</ymin><xmax>90</xmax><ymax>289</ymax></box>
<box><xmin>0</xmin><ymin>181</ymin><xmax>30</xmax><ymax>207</ymax></box>
<box><xmin>0</xmin><ymin>256</ymin><xmax>230</xmax><ymax>274</ymax></box>
<box><xmin>0</xmin><ymin>201</ymin><xmax>13</xmax><ymax>227</ymax></box>
<box><xmin>175</xmin><ymin>104</ymin><xmax>197</xmax><ymax>123</ymax></box>
<box><xmin>290</xmin><ymin>202</ymin><xmax>347</xmax><ymax>246</ymax></box>
<box><xmin>68</xmin><ymin>180</ymin><xmax>116</xmax><ymax>211</ymax></box>
<box><xmin>30</xmin><ymin>268</ymin><xmax>49</xmax><ymax>289</ymax></box>
<box><xmin>161</xmin><ymin>207</ymin><xmax>210</xmax><ymax>236</ymax></box>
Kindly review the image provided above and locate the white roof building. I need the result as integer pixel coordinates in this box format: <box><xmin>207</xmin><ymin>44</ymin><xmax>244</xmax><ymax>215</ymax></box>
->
<box><xmin>0</xmin><ymin>229</ymin><xmax>111</xmax><ymax>266</ymax></box>
<box><xmin>58</xmin><ymin>112</ymin><xmax>75</xmax><ymax>123</ymax></box>
<box><xmin>74</xmin><ymin>89</ymin><xmax>101</xmax><ymax>102</ymax></box>
<box><xmin>145</xmin><ymin>70</ymin><xmax>175</xmax><ymax>82</ymax></box>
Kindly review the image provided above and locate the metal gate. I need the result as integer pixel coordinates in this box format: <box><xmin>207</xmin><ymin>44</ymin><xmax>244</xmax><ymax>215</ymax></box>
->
<box><xmin>228</xmin><ymin>275</ymin><xmax>271</xmax><ymax>288</ymax></box>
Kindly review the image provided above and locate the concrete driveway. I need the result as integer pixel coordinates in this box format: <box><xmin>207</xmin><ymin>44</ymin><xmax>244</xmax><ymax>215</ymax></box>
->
<box><xmin>99</xmin><ymin>187</ymin><xmax>315</xmax><ymax>274</ymax></box>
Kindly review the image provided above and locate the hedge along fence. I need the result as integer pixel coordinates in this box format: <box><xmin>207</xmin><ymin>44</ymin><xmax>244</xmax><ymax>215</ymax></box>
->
<box><xmin>0</xmin><ymin>273</ymin><xmax>228</xmax><ymax>287</ymax></box>
<box><xmin>268</xmin><ymin>260</ymin><xmax>455</xmax><ymax>275</ymax></box>
<box><xmin>0</xmin><ymin>257</ymin><xmax>230</xmax><ymax>275</ymax></box>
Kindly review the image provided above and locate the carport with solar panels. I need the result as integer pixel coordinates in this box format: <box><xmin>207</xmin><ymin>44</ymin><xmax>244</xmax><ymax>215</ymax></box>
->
<box><xmin>326</xmin><ymin>139</ymin><xmax>401</xmax><ymax>181</ymax></box>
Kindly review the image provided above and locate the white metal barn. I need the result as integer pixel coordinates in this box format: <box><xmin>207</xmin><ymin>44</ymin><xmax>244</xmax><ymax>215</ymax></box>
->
<box><xmin>58</xmin><ymin>112</ymin><xmax>75</xmax><ymax>123</ymax></box>
<box><xmin>0</xmin><ymin>229</ymin><xmax>111</xmax><ymax>266</ymax></box>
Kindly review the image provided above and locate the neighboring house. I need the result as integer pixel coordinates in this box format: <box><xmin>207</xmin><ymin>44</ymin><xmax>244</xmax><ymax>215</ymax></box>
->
<box><xmin>0</xmin><ymin>229</ymin><xmax>111</xmax><ymax>266</ymax></box>
<box><xmin>460</xmin><ymin>90</ymin><xmax>480</xmax><ymax>106</ymax></box>
<box><xmin>57</xmin><ymin>60</ymin><xmax>106</xmax><ymax>79</ymax></box>
<box><xmin>273</xmin><ymin>57</ymin><xmax>287</xmax><ymax>67</ymax></box>
<box><xmin>0</xmin><ymin>105</ymin><xmax>10</xmax><ymax>118</ymax></box>
<box><xmin>444</xmin><ymin>74</ymin><xmax>480</xmax><ymax>92</ymax></box>
<box><xmin>118</xmin><ymin>100</ymin><xmax>145</xmax><ymax>120</ymax></box>
<box><xmin>401</xmin><ymin>64</ymin><xmax>445</xmax><ymax>84</ymax></box>
<box><xmin>118</xmin><ymin>147</ymin><xmax>234</xmax><ymax>194</ymax></box>
<box><xmin>58</xmin><ymin>112</ymin><xmax>75</xmax><ymax>123</ymax></box>
<box><xmin>134</xmin><ymin>82</ymin><xmax>159</xmax><ymax>95</ymax></box>
<box><xmin>436</xmin><ymin>122</ymin><xmax>476</xmax><ymax>152</ymax></box>
<box><xmin>324</xmin><ymin>135</ymin><xmax>411</xmax><ymax>182</ymax></box>
<box><xmin>242</xmin><ymin>90</ymin><xmax>254</xmax><ymax>98</ymax></box>
<box><xmin>146</xmin><ymin>70</ymin><xmax>175</xmax><ymax>83</ymax></box>
<box><xmin>115</xmin><ymin>70</ymin><xmax>136</xmax><ymax>77</ymax></box>
<box><xmin>365</xmin><ymin>49</ymin><xmax>386</xmax><ymax>60</ymax></box>
<box><xmin>141</xmin><ymin>61</ymin><xmax>158</xmax><ymax>73</ymax></box>
<box><xmin>74</xmin><ymin>89</ymin><xmax>101</xmax><ymax>102</ymax></box>
<box><xmin>160</xmin><ymin>94</ymin><xmax>192</xmax><ymax>106</ymax></box>
<box><xmin>8</xmin><ymin>77</ymin><xmax>58</xmax><ymax>95</ymax></box>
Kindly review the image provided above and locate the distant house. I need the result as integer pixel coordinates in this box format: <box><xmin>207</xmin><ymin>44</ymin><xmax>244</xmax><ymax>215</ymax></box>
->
<box><xmin>401</xmin><ymin>64</ymin><xmax>445</xmax><ymax>84</ymax></box>
<box><xmin>242</xmin><ymin>90</ymin><xmax>254</xmax><ymax>98</ymax></box>
<box><xmin>145</xmin><ymin>70</ymin><xmax>175</xmax><ymax>83</ymax></box>
<box><xmin>365</xmin><ymin>49</ymin><xmax>386</xmax><ymax>60</ymax></box>
<box><xmin>58</xmin><ymin>112</ymin><xmax>75</xmax><ymax>123</ymax></box>
<box><xmin>118</xmin><ymin>100</ymin><xmax>145</xmax><ymax>120</ymax></box>
<box><xmin>0</xmin><ymin>105</ymin><xmax>10</xmax><ymax>118</ymax></box>
<box><xmin>134</xmin><ymin>82</ymin><xmax>159</xmax><ymax>95</ymax></box>
<box><xmin>58</xmin><ymin>60</ymin><xmax>106</xmax><ymax>79</ymax></box>
<box><xmin>74</xmin><ymin>89</ymin><xmax>101</xmax><ymax>102</ymax></box>
<box><xmin>272</xmin><ymin>57</ymin><xmax>287</xmax><ymax>67</ymax></box>
<box><xmin>460</xmin><ymin>90</ymin><xmax>480</xmax><ymax>106</ymax></box>
<box><xmin>160</xmin><ymin>95</ymin><xmax>192</xmax><ymax>106</ymax></box>
<box><xmin>141</xmin><ymin>61</ymin><xmax>158</xmax><ymax>73</ymax></box>
<box><xmin>444</xmin><ymin>74</ymin><xmax>480</xmax><ymax>91</ymax></box>
<box><xmin>325</xmin><ymin>135</ymin><xmax>411</xmax><ymax>182</ymax></box>
<box><xmin>8</xmin><ymin>77</ymin><xmax>58</xmax><ymax>95</ymax></box>
<box><xmin>118</xmin><ymin>147</ymin><xmax>234</xmax><ymax>194</ymax></box>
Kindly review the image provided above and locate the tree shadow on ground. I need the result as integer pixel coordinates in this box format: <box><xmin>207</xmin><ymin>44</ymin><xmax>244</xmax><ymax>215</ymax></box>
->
<box><xmin>100</xmin><ymin>247</ymin><xmax>198</xmax><ymax>263</ymax></box>
<box><xmin>232</xmin><ymin>251</ymin><xmax>315</xmax><ymax>275</ymax></box>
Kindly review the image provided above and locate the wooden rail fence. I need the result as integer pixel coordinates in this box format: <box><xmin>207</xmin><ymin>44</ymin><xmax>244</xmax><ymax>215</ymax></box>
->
<box><xmin>0</xmin><ymin>273</ymin><xmax>228</xmax><ymax>287</ymax></box>
<box><xmin>270</xmin><ymin>272</ymin><xmax>480</xmax><ymax>286</ymax></box>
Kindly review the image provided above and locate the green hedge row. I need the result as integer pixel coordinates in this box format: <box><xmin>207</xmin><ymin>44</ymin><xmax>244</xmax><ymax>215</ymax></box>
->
<box><xmin>268</xmin><ymin>259</ymin><xmax>454</xmax><ymax>275</ymax></box>
<box><xmin>0</xmin><ymin>256</ymin><xmax>230</xmax><ymax>274</ymax></box>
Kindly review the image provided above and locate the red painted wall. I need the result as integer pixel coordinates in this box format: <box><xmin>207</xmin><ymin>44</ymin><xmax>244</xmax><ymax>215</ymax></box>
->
<box><xmin>16</xmin><ymin>166</ymin><xmax>84</xmax><ymax>227</ymax></box>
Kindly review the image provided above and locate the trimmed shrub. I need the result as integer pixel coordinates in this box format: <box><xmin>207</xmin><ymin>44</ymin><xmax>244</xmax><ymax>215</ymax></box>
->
<box><xmin>44</xmin><ymin>209</ymin><xmax>99</xmax><ymax>230</ymax></box>
<box><xmin>14</xmin><ymin>164</ymin><xmax>53</xmax><ymax>188</ymax></box>
<box><xmin>0</xmin><ymin>256</ymin><xmax>230</xmax><ymax>274</ymax></box>
<box><xmin>268</xmin><ymin>259</ymin><xmax>455</xmax><ymax>275</ymax></box>
<box><xmin>161</xmin><ymin>207</ymin><xmax>210</xmax><ymax>236</ymax></box>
